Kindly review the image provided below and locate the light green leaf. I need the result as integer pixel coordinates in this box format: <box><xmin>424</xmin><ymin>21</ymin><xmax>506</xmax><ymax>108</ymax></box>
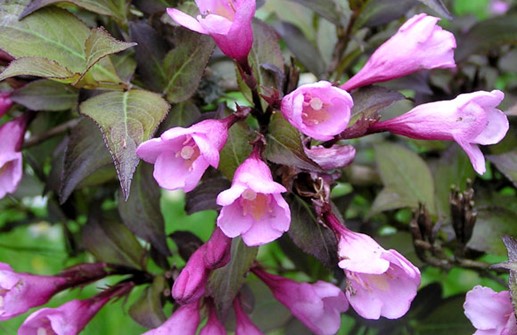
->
<box><xmin>79</xmin><ymin>89</ymin><xmax>170</xmax><ymax>198</ymax></box>
<box><xmin>0</xmin><ymin>57</ymin><xmax>78</xmax><ymax>82</ymax></box>
<box><xmin>371</xmin><ymin>142</ymin><xmax>436</xmax><ymax>216</ymax></box>
<box><xmin>84</xmin><ymin>27</ymin><xmax>136</xmax><ymax>74</ymax></box>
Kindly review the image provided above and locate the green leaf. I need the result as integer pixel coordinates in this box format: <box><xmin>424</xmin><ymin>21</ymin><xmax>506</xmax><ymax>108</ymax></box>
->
<box><xmin>354</xmin><ymin>0</ymin><xmax>415</xmax><ymax>29</ymax></box>
<box><xmin>468</xmin><ymin>205</ymin><xmax>516</xmax><ymax>255</ymax></box>
<box><xmin>371</xmin><ymin>142</ymin><xmax>436</xmax><ymax>216</ymax></box>
<box><xmin>218</xmin><ymin>122</ymin><xmax>253</xmax><ymax>180</ymax></box>
<box><xmin>60</xmin><ymin>118</ymin><xmax>114</xmax><ymax>203</ymax></box>
<box><xmin>208</xmin><ymin>238</ymin><xmax>258</xmax><ymax>316</ymax></box>
<box><xmin>118</xmin><ymin>164</ymin><xmax>170</xmax><ymax>256</ymax></box>
<box><xmin>487</xmin><ymin>150</ymin><xmax>517</xmax><ymax>188</ymax></box>
<box><xmin>164</xmin><ymin>30</ymin><xmax>215</xmax><ymax>103</ymax></box>
<box><xmin>82</xmin><ymin>208</ymin><xmax>146</xmax><ymax>269</ymax></box>
<box><xmin>412</xmin><ymin>294</ymin><xmax>472</xmax><ymax>334</ymax></box>
<box><xmin>79</xmin><ymin>89</ymin><xmax>170</xmax><ymax>199</ymax></box>
<box><xmin>129</xmin><ymin>276</ymin><xmax>168</xmax><ymax>328</ymax></box>
<box><xmin>161</xmin><ymin>100</ymin><xmax>202</xmax><ymax>130</ymax></box>
<box><xmin>0</xmin><ymin>7</ymin><xmax>128</xmax><ymax>87</ymax></box>
<box><xmin>10</xmin><ymin>79</ymin><xmax>78</xmax><ymax>111</ymax></box>
<box><xmin>265</xmin><ymin>113</ymin><xmax>320</xmax><ymax>171</ymax></box>
<box><xmin>456</xmin><ymin>15</ymin><xmax>517</xmax><ymax>61</ymax></box>
<box><xmin>416</xmin><ymin>0</ymin><xmax>452</xmax><ymax>19</ymax></box>
<box><xmin>0</xmin><ymin>57</ymin><xmax>78</xmax><ymax>82</ymax></box>
<box><xmin>286</xmin><ymin>0</ymin><xmax>350</xmax><ymax>25</ymax></box>
<box><xmin>21</xmin><ymin>0</ymin><xmax>127</xmax><ymax>22</ymax></box>
<box><xmin>350</xmin><ymin>85</ymin><xmax>406</xmax><ymax>119</ymax></box>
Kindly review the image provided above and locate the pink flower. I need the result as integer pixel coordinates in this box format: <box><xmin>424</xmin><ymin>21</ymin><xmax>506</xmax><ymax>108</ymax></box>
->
<box><xmin>370</xmin><ymin>90</ymin><xmax>508</xmax><ymax>174</ymax></box>
<box><xmin>18</xmin><ymin>284</ymin><xmax>132</xmax><ymax>335</ymax></box>
<box><xmin>203</xmin><ymin>227</ymin><xmax>232</xmax><ymax>269</ymax></box>
<box><xmin>490</xmin><ymin>0</ymin><xmax>510</xmax><ymax>15</ymax></box>
<box><xmin>167</xmin><ymin>0</ymin><xmax>255</xmax><ymax>63</ymax></box>
<box><xmin>0</xmin><ymin>116</ymin><xmax>27</xmax><ymax>199</ymax></box>
<box><xmin>136</xmin><ymin>117</ymin><xmax>234</xmax><ymax>192</ymax></box>
<box><xmin>281</xmin><ymin>81</ymin><xmax>353</xmax><ymax>141</ymax></box>
<box><xmin>341</xmin><ymin>14</ymin><xmax>456</xmax><ymax>91</ymax></box>
<box><xmin>304</xmin><ymin>144</ymin><xmax>356</xmax><ymax>170</ymax></box>
<box><xmin>200</xmin><ymin>301</ymin><xmax>226</xmax><ymax>335</ymax></box>
<box><xmin>216</xmin><ymin>152</ymin><xmax>290</xmax><ymax>246</ymax></box>
<box><xmin>337</xmin><ymin>231</ymin><xmax>420</xmax><ymax>319</ymax></box>
<box><xmin>0</xmin><ymin>263</ymin><xmax>68</xmax><ymax>321</ymax></box>
<box><xmin>0</xmin><ymin>92</ymin><xmax>12</xmax><ymax>118</ymax></box>
<box><xmin>464</xmin><ymin>286</ymin><xmax>517</xmax><ymax>335</ymax></box>
<box><xmin>233</xmin><ymin>297</ymin><xmax>264</xmax><ymax>335</ymax></box>
<box><xmin>172</xmin><ymin>245</ymin><xmax>210</xmax><ymax>305</ymax></box>
<box><xmin>143</xmin><ymin>302</ymin><xmax>201</xmax><ymax>335</ymax></box>
<box><xmin>253</xmin><ymin>267</ymin><xmax>348</xmax><ymax>335</ymax></box>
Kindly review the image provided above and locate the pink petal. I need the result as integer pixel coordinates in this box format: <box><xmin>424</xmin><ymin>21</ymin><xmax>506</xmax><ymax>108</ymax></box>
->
<box><xmin>217</xmin><ymin>201</ymin><xmax>254</xmax><ymax>238</ymax></box>
<box><xmin>464</xmin><ymin>286</ymin><xmax>513</xmax><ymax>331</ymax></box>
<box><xmin>167</xmin><ymin>9</ymin><xmax>208</xmax><ymax>34</ymax></box>
<box><xmin>456</xmin><ymin>140</ymin><xmax>486</xmax><ymax>174</ymax></box>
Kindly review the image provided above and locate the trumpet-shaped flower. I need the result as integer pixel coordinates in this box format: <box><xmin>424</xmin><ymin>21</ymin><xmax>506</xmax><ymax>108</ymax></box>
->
<box><xmin>0</xmin><ymin>116</ymin><xmax>27</xmax><ymax>199</ymax></box>
<box><xmin>281</xmin><ymin>81</ymin><xmax>353</xmax><ymax>141</ymax></box>
<box><xmin>143</xmin><ymin>303</ymin><xmax>201</xmax><ymax>335</ymax></box>
<box><xmin>233</xmin><ymin>298</ymin><xmax>264</xmax><ymax>335</ymax></box>
<box><xmin>137</xmin><ymin>117</ymin><xmax>234</xmax><ymax>192</ymax></box>
<box><xmin>216</xmin><ymin>152</ymin><xmax>290</xmax><ymax>246</ymax></box>
<box><xmin>304</xmin><ymin>144</ymin><xmax>356</xmax><ymax>170</ymax></box>
<box><xmin>172</xmin><ymin>245</ymin><xmax>209</xmax><ymax>305</ymax></box>
<box><xmin>341</xmin><ymin>14</ymin><xmax>456</xmax><ymax>91</ymax></box>
<box><xmin>370</xmin><ymin>90</ymin><xmax>508</xmax><ymax>174</ymax></box>
<box><xmin>167</xmin><ymin>0</ymin><xmax>255</xmax><ymax>63</ymax></box>
<box><xmin>253</xmin><ymin>267</ymin><xmax>348</xmax><ymax>335</ymax></box>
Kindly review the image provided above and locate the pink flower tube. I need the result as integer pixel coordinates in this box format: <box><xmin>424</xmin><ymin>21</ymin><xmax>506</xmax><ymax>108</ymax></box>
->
<box><xmin>167</xmin><ymin>0</ymin><xmax>255</xmax><ymax>63</ymax></box>
<box><xmin>325</xmin><ymin>215</ymin><xmax>420</xmax><ymax>320</ymax></box>
<box><xmin>0</xmin><ymin>92</ymin><xmax>12</xmax><ymax>118</ymax></box>
<box><xmin>0</xmin><ymin>115</ymin><xmax>27</xmax><ymax>199</ymax></box>
<box><xmin>172</xmin><ymin>245</ymin><xmax>210</xmax><ymax>305</ymax></box>
<box><xmin>18</xmin><ymin>283</ymin><xmax>133</xmax><ymax>335</ymax></box>
<box><xmin>341</xmin><ymin>14</ymin><xmax>456</xmax><ymax>91</ymax></box>
<box><xmin>143</xmin><ymin>302</ymin><xmax>201</xmax><ymax>335</ymax></box>
<box><xmin>199</xmin><ymin>301</ymin><xmax>226</xmax><ymax>335</ymax></box>
<box><xmin>464</xmin><ymin>286</ymin><xmax>517</xmax><ymax>335</ymax></box>
<box><xmin>136</xmin><ymin>117</ymin><xmax>235</xmax><ymax>192</ymax></box>
<box><xmin>370</xmin><ymin>90</ymin><xmax>508</xmax><ymax>174</ymax></box>
<box><xmin>233</xmin><ymin>297</ymin><xmax>264</xmax><ymax>335</ymax></box>
<box><xmin>253</xmin><ymin>267</ymin><xmax>348</xmax><ymax>335</ymax></box>
<box><xmin>216</xmin><ymin>151</ymin><xmax>291</xmax><ymax>246</ymax></box>
<box><xmin>281</xmin><ymin>81</ymin><xmax>353</xmax><ymax>141</ymax></box>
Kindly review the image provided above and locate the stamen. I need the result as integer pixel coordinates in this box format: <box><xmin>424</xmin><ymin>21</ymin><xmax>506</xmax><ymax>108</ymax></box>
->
<box><xmin>242</xmin><ymin>189</ymin><xmax>257</xmax><ymax>201</ymax></box>
<box><xmin>309</xmin><ymin>97</ymin><xmax>323</xmax><ymax>110</ymax></box>
<box><xmin>180</xmin><ymin>146</ymin><xmax>195</xmax><ymax>160</ymax></box>
<box><xmin>37</xmin><ymin>328</ymin><xmax>48</xmax><ymax>335</ymax></box>
<box><xmin>0</xmin><ymin>296</ymin><xmax>3</xmax><ymax>309</ymax></box>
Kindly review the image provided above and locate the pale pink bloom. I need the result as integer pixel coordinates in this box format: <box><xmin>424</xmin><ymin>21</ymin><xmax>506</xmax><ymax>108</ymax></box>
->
<box><xmin>0</xmin><ymin>263</ymin><xmax>68</xmax><ymax>321</ymax></box>
<box><xmin>304</xmin><ymin>144</ymin><xmax>356</xmax><ymax>170</ymax></box>
<box><xmin>203</xmin><ymin>227</ymin><xmax>232</xmax><ymax>269</ymax></box>
<box><xmin>199</xmin><ymin>302</ymin><xmax>226</xmax><ymax>335</ymax></box>
<box><xmin>137</xmin><ymin>117</ymin><xmax>234</xmax><ymax>192</ymax></box>
<box><xmin>172</xmin><ymin>245</ymin><xmax>209</xmax><ymax>305</ymax></box>
<box><xmin>464</xmin><ymin>286</ymin><xmax>517</xmax><ymax>335</ymax></box>
<box><xmin>143</xmin><ymin>302</ymin><xmax>200</xmax><ymax>335</ymax></box>
<box><xmin>18</xmin><ymin>283</ymin><xmax>132</xmax><ymax>335</ymax></box>
<box><xmin>370</xmin><ymin>90</ymin><xmax>508</xmax><ymax>174</ymax></box>
<box><xmin>167</xmin><ymin>0</ymin><xmax>255</xmax><ymax>63</ymax></box>
<box><xmin>216</xmin><ymin>152</ymin><xmax>290</xmax><ymax>246</ymax></box>
<box><xmin>0</xmin><ymin>116</ymin><xmax>27</xmax><ymax>199</ymax></box>
<box><xmin>253</xmin><ymin>267</ymin><xmax>348</xmax><ymax>335</ymax></box>
<box><xmin>337</xmin><ymin>231</ymin><xmax>421</xmax><ymax>319</ymax></box>
<box><xmin>341</xmin><ymin>14</ymin><xmax>456</xmax><ymax>91</ymax></box>
<box><xmin>490</xmin><ymin>0</ymin><xmax>510</xmax><ymax>15</ymax></box>
<box><xmin>0</xmin><ymin>92</ymin><xmax>12</xmax><ymax>118</ymax></box>
<box><xmin>233</xmin><ymin>298</ymin><xmax>264</xmax><ymax>335</ymax></box>
<box><xmin>281</xmin><ymin>81</ymin><xmax>353</xmax><ymax>141</ymax></box>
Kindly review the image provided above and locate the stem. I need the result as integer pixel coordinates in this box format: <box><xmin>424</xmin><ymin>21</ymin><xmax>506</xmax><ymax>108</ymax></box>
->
<box><xmin>23</xmin><ymin>118</ymin><xmax>80</xmax><ymax>148</ymax></box>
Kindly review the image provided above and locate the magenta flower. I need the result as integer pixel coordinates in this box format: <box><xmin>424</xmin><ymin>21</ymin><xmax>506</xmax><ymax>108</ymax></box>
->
<box><xmin>464</xmin><ymin>286</ymin><xmax>517</xmax><ymax>335</ymax></box>
<box><xmin>337</xmin><ymin>231</ymin><xmax>420</xmax><ymax>319</ymax></box>
<box><xmin>203</xmin><ymin>227</ymin><xmax>232</xmax><ymax>269</ymax></box>
<box><xmin>18</xmin><ymin>283</ymin><xmax>133</xmax><ymax>335</ymax></box>
<box><xmin>0</xmin><ymin>92</ymin><xmax>12</xmax><ymax>118</ymax></box>
<box><xmin>137</xmin><ymin>117</ymin><xmax>234</xmax><ymax>192</ymax></box>
<box><xmin>253</xmin><ymin>267</ymin><xmax>348</xmax><ymax>335</ymax></box>
<box><xmin>233</xmin><ymin>297</ymin><xmax>264</xmax><ymax>335</ymax></box>
<box><xmin>199</xmin><ymin>302</ymin><xmax>226</xmax><ymax>335</ymax></box>
<box><xmin>172</xmin><ymin>245</ymin><xmax>209</xmax><ymax>305</ymax></box>
<box><xmin>281</xmin><ymin>81</ymin><xmax>353</xmax><ymax>141</ymax></box>
<box><xmin>216</xmin><ymin>151</ymin><xmax>290</xmax><ymax>246</ymax></box>
<box><xmin>341</xmin><ymin>14</ymin><xmax>456</xmax><ymax>91</ymax></box>
<box><xmin>304</xmin><ymin>144</ymin><xmax>356</xmax><ymax>170</ymax></box>
<box><xmin>0</xmin><ymin>116</ymin><xmax>27</xmax><ymax>199</ymax></box>
<box><xmin>143</xmin><ymin>302</ymin><xmax>201</xmax><ymax>335</ymax></box>
<box><xmin>167</xmin><ymin>0</ymin><xmax>255</xmax><ymax>63</ymax></box>
<box><xmin>0</xmin><ymin>263</ymin><xmax>68</xmax><ymax>321</ymax></box>
<box><xmin>370</xmin><ymin>90</ymin><xmax>508</xmax><ymax>174</ymax></box>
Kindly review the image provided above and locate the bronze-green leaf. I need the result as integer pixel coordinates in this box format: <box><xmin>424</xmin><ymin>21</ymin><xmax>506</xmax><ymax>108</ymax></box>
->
<box><xmin>79</xmin><ymin>89</ymin><xmax>170</xmax><ymax>198</ymax></box>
